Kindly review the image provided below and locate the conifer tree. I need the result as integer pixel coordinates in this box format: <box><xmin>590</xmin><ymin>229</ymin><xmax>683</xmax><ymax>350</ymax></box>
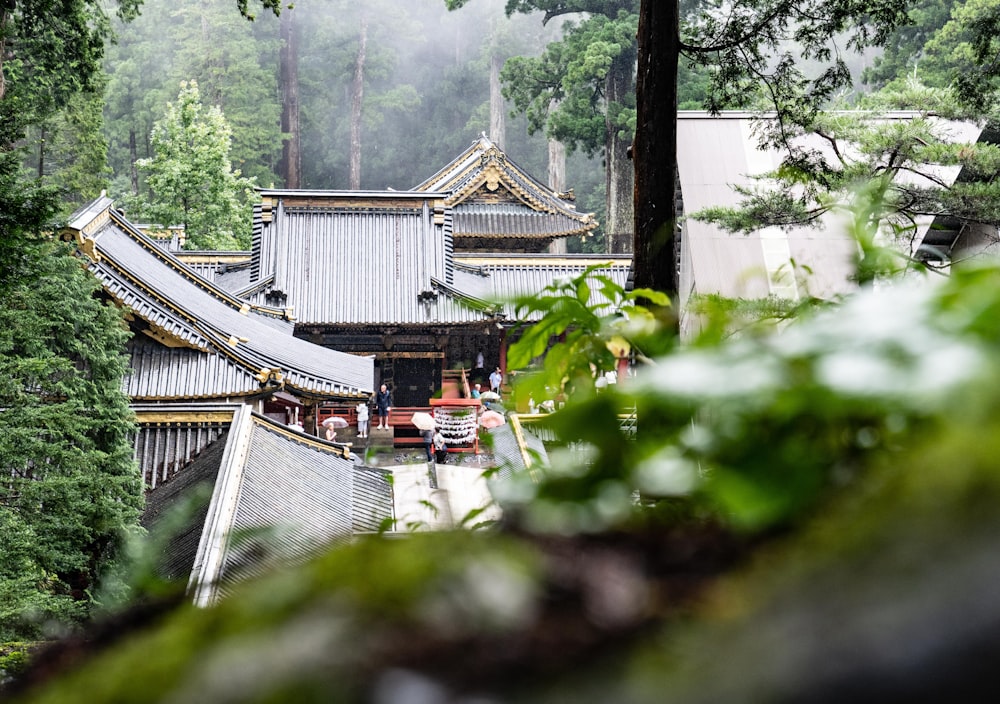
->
<box><xmin>0</xmin><ymin>241</ymin><xmax>141</xmax><ymax>641</ymax></box>
<box><xmin>132</xmin><ymin>80</ymin><xmax>256</xmax><ymax>250</ymax></box>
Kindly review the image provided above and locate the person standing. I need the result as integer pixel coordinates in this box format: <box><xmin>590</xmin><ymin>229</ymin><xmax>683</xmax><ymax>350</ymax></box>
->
<box><xmin>433</xmin><ymin>429</ymin><xmax>448</xmax><ymax>463</ymax></box>
<box><xmin>474</xmin><ymin>351</ymin><xmax>485</xmax><ymax>384</ymax></box>
<box><xmin>471</xmin><ymin>383</ymin><xmax>482</xmax><ymax>399</ymax></box>
<box><xmin>375</xmin><ymin>383</ymin><xmax>392</xmax><ymax>430</ymax></box>
<box><xmin>489</xmin><ymin>366</ymin><xmax>503</xmax><ymax>395</ymax></box>
<box><xmin>356</xmin><ymin>401</ymin><xmax>370</xmax><ymax>438</ymax></box>
<box><xmin>422</xmin><ymin>427</ymin><xmax>434</xmax><ymax>462</ymax></box>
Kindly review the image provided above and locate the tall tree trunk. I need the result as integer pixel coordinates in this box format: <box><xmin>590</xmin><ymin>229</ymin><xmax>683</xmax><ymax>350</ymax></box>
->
<box><xmin>279</xmin><ymin>8</ymin><xmax>301</xmax><ymax>189</ymax></box>
<box><xmin>349</xmin><ymin>13</ymin><xmax>368</xmax><ymax>190</ymax></box>
<box><xmin>37</xmin><ymin>126</ymin><xmax>45</xmax><ymax>179</ymax></box>
<box><xmin>548</xmin><ymin>138</ymin><xmax>567</xmax><ymax>254</ymax></box>
<box><xmin>633</xmin><ymin>0</ymin><xmax>679</xmax><ymax>301</ymax></box>
<box><xmin>129</xmin><ymin>127</ymin><xmax>139</xmax><ymax>194</ymax></box>
<box><xmin>605</xmin><ymin>47</ymin><xmax>635</xmax><ymax>255</ymax></box>
<box><xmin>0</xmin><ymin>10</ymin><xmax>6</xmax><ymax>106</ymax></box>
<box><xmin>489</xmin><ymin>52</ymin><xmax>505</xmax><ymax>149</ymax></box>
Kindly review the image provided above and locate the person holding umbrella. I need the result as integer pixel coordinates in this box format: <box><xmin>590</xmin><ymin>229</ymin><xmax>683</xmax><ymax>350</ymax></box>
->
<box><xmin>409</xmin><ymin>411</ymin><xmax>436</xmax><ymax>461</ymax></box>
<box><xmin>375</xmin><ymin>383</ymin><xmax>392</xmax><ymax>430</ymax></box>
<box><xmin>422</xmin><ymin>426</ymin><xmax>434</xmax><ymax>462</ymax></box>
<box><xmin>322</xmin><ymin>416</ymin><xmax>347</xmax><ymax>441</ymax></box>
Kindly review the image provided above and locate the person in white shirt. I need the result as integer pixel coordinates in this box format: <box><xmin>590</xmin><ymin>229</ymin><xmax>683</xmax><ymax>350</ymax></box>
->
<box><xmin>356</xmin><ymin>401</ymin><xmax>370</xmax><ymax>438</ymax></box>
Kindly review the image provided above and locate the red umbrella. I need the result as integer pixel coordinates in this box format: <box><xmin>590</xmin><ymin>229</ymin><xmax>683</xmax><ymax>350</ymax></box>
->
<box><xmin>479</xmin><ymin>410</ymin><xmax>506</xmax><ymax>428</ymax></box>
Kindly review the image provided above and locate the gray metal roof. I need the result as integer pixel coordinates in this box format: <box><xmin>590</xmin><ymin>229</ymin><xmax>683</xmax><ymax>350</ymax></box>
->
<box><xmin>66</xmin><ymin>201</ymin><xmax>374</xmax><ymax>400</ymax></box>
<box><xmin>454</xmin><ymin>254</ymin><xmax>632</xmax><ymax>321</ymax></box>
<box><xmin>125</xmin><ymin>336</ymin><xmax>263</xmax><ymax>401</ymax></box>
<box><xmin>353</xmin><ymin>465</ymin><xmax>394</xmax><ymax>533</ymax></box>
<box><xmin>189</xmin><ymin>407</ymin><xmax>369</xmax><ymax>604</ymax></box>
<box><xmin>134</xmin><ymin>403</ymin><xmax>393</xmax><ymax>596</ymax></box>
<box><xmin>141</xmin><ymin>435</ymin><xmax>227</xmax><ymax>581</ymax></box>
<box><xmin>452</xmin><ymin>202</ymin><xmax>590</xmax><ymax>240</ymax></box>
<box><xmin>251</xmin><ymin>193</ymin><xmax>493</xmax><ymax>326</ymax></box>
<box><xmin>487</xmin><ymin>416</ymin><xmax>547</xmax><ymax>483</ymax></box>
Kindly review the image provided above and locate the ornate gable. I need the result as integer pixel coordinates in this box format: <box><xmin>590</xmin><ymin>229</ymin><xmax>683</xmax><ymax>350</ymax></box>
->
<box><xmin>413</xmin><ymin>136</ymin><xmax>597</xmax><ymax>245</ymax></box>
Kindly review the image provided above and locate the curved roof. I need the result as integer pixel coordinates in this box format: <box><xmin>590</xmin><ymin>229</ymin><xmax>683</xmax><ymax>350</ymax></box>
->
<box><xmin>66</xmin><ymin>198</ymin><xmax>374</xmax><ymax>400</ymax></box>
<box><xmin>129</xmin><ymin>405</ymin><xmax>392</xmax><ymax>605</ymax></box>
<box><xmin>413</xmin><ymin>135</ymin><xmax>597</xmax><ymax>240</ymax></box>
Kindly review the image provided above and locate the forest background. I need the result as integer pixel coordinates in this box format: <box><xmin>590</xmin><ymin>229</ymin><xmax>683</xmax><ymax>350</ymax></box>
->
<box><xmin>30</xmin><ymin>0</ymin><xmax>627</xmax><ymax>251</ymax></box>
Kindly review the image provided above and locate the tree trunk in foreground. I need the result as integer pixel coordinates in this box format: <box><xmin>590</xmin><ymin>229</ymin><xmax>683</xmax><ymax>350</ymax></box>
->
<box><xmin>633</xmin><ymin>0</ymin><xmax>679</xmax><ymax>300</ymax></box>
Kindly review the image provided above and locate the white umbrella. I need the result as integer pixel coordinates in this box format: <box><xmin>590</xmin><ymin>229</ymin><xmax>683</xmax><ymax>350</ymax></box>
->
<box><xmin>323</xmin><ymin>416</ymin><xmax>348</xmax><ymax>428</ymax></box>
<box><xmin>480</xmin><ymin>390</ymin><xmax>501</xmax><ymax>402</ymax></box>
<box><xmin>410</xmin><ymin>411</ymin><xmax>436</xmax><ymax>431</ymax></box>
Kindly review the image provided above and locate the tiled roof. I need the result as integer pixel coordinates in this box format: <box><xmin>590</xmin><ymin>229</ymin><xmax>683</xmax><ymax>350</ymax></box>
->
<box><xmin>189</xmin><ymin>407</ymin><xmax>388</xmax><ymax>605</ymax></box>
<box><xmin>251</xmin><ymin>191</ymin><xmax>494</xmax><ymax>326</ymax></box>
<box><xmin>65</xmin><ymin>198</ymin><xmax>374</xmax><ymax>400</ymax></box>
<box><xmin>413</xmin><ymin>135</ymin><xmax>596</xmax><ymax>239</ymax></box>
<box><xmin>454</xmin><ymin>254</ymin><xmax>633</xmax><ymax>321</ymax></box>
<box><xmin>125</xmin><ymin>336</ymin><xmax>264</xmax><ymax>401</ymax></box>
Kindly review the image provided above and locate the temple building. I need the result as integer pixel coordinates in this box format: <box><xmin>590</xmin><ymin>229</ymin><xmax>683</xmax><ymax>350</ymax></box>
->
<box><xmin>204</xmin><ymin>135</ymin><xmax>630</xmax><ymax>407</ymax></box>
<box><xmin>63</xmin><ymin>135</ymin><xmax>619</xmax><ymax>596</ymax></box>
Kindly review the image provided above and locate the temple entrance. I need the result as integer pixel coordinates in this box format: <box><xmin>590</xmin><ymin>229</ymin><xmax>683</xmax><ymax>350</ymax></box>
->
<box><xmin>381</xmin><ymin>355</ymin><xmax>442</xmax><ymax>407</ymax></box>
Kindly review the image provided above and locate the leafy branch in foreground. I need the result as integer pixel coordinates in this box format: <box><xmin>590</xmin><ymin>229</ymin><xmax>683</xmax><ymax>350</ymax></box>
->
<box><xmin>505</xmin><ymin>264</ymin><xmax>670</xmax><ymax>409</ymax></box>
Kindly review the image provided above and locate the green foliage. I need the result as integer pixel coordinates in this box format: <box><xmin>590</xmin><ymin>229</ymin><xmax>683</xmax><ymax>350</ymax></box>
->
<box><xmin>507</xmin><ymin>266</ymin><xmax>670</xmax><ymax>406</ymax></box>
<box><xmin>676</xmin><ymin>0</ymin><xmax>912</xmax><ymax>136</ymax></box>
<box><xmin>500</xmin><ymin>7</ymin><xmax>638</xmax><ymax>156</ymax></box>
<box><xmin>130</xmin><ymin>80</ymin><xmax>257</xmax><ymax>250</ymax></box>
<box><xmin>919</xmin><ymin>0</ymin><xmax>1000</xmax><ymax>112</ymax></box>
<box><xmin>103</xmin><ymin>0</ymin><xmax>284</xmax><ymax>192</ymax></box>
<box><xmin>685</xmin><ymin>292</ymin><xmax>821</xmax><ymax>346</ymax></box>
<box><xmin>19</xmin><ymin>194</ymin><xmax>1000</xmax><ymax>701</ymax></box>
<box><xmin>494</xmin><ymin>188</ymin><xmax>987</xmax><ymax>534</ymax></box>
<box><xmin>862</xmin><ymin>0</ymin><xmax>956</xmax><ymax>89</ymax></box>
<box><xmin>13</xmin><ymin>532</ymin><xmax>544</xmax><ymax>703</ymax></box>
<box><xmin>0</xmin><ymin>642</ymin><xmax>37</xmax><ymax>683</ymax></box>
<box><xmin>0</xmin><ymin>240</ymin><xmax>142</xmax><ymax>641</ymax></box>
<box><xmin>23</xmin><ymin>88</ymin><xmax>112</xmax><ymax>214</ymax></box>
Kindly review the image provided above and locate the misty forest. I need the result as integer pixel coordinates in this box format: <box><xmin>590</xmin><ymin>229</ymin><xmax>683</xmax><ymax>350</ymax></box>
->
<box><xmin>8</xmin><ymin>0</ymin><xmax>1000</xmax><ymax>700</ymax></box>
